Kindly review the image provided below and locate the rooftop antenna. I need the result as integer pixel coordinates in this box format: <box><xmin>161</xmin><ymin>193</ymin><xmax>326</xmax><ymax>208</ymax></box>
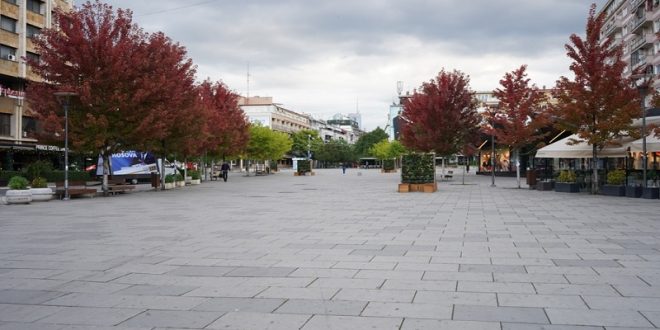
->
<box><xmin>396</xmin><ymin>81</ymin><xmax>403</xmax><ymax>96</ymax></box>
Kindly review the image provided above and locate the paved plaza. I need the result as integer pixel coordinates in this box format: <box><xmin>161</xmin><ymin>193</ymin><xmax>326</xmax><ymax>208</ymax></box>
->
<box><xmin>0</xmin><ymin>168</ymin><xmax>659</xmax><ymax>329</ymax></box>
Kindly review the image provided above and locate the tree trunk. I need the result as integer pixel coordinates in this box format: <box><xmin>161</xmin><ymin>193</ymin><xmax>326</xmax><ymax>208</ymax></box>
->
<box><xmin>515</xmin><ymin>150</ymin><xmax>521</xmax><ymax>189</ymax></box>
<box><xmin>592</xmin><ymin>145</ymin><xmax>598</xmax><ymax>194</ymax></box>
<box><xmin>183</xmin><ymin>157</ymin><xmax>188</xmax><ymax>183</ymax></box>
<box><xmin>102</xmin><ymin>151</ymin><xmax>110</xmax><ymax>196</ymax></box>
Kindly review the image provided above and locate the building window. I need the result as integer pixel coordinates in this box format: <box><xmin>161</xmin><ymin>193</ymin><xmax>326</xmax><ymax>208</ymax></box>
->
<box><xmin>26</xmin><ymin>24</ymin><xmax>41</xmax><ymax>38</ymax></box>
<box><xmin>0</xmin><ymin>44</ymin><xmax>17</xmax><ymax>60</ymax></box>
<box><xmin>22</xmin><ymin>116</ymin><xmax>36</xmax><ymax>137</ymax></box>
<box><xmin>26</xmin><ymin>0</ymin><xmax>44</xmax><ymax>14</ymax></box>
<box><xmin>0</xmin><ymin>16</ymin><xmax>17</xmax><ymax>33</ymax></box>
<box><xmin>2</xmin><ymin>0</ymin><xmax>18</xmax><ymax>5</ymax></box>
<box><xmin>26</xmin><ymin>51</ymin><xmax>40</xmax><ymax>64</ymax></box>
<box><xmin>0</xmin><ymin>113</ymin><xmax>11</xmax><ymax>136</ymax></box>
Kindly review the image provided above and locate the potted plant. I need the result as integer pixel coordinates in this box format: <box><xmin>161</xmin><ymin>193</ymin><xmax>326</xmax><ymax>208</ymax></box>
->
<box><xmin>175</xmin><ymin>173</ymin><xmax>185</xmax><ymax>187</ymax></box>
<box><xmin>296</xmin><ymin>159</ymin><xmax>312</xmax><ymax>176</ymax></box>
<box><xmin>555</xmin><ymin>170</ymin><xmax>579</xmax><ymax>193</ymax></box>
<box><xmin>382</xmin><ymin>159</ymin><xmax>396</xmax><ymax>173</ymax></box>
<box><xmin>642</xmin><ymin>170</ymin><xmax>659</xmax><ymax>199</ymax></box>
<box><xmin>189</xmin><ymin>170</ymin><xmax>201</xmax><ymax>185</ymax></box>
<box><xmin>269</xmin><ymin>161</ymin><xmax>278</xmax><ymax>173</ymax></box>
<box><xmin>601</xmin><ymin>169</ymin><xmax>626</xmax><ymax>197</ymax></box>
<box><xmin>400</xmin><ymin>153</ymin><xmax>436</xmax><ymax>192</ymax></box>
<box><xmin>29</xmin><ymin>177</ymin><xmax>53</xmax><ymax>202</ymax></box>
<box><xmin>536</xmin><ymin>180</ymin><xmax>554</xmax><ymax>191</ymax></box>
<box><xmin>164</xmin><ymin>174</ymin><xmax>175</xmax><ymax>190</ymax></box>
<box><xmin>5</xmin><ymin>176</ymin><xmax>32</xmax><ymax>204</ymax></box>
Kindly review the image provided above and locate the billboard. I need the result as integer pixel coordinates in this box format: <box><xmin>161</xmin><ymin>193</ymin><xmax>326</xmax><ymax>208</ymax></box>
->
<box><xmin>96</xmin><ymin>151</ymin><xmax>158</xmax><ymax>176</ymax></box>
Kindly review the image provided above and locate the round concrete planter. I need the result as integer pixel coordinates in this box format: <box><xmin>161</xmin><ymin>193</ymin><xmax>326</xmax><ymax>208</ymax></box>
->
<box><xmin>30</xmin><ymin>188</ymin><xmax>54</xmax><ymax>202</ymax></box>
<box><xmin>164</xmin><ymin>182</ymin><xmax>175</xmax><ymax>190</ymax></box>
<box><xmin>175</xmin><ymin>181</ymin><xmax>185</xmax><ymax>188</ymax></box>
<box><xmin>5</xmin><ymin>190</ymin><xmax>32</xmax><ymax>204</ymax></box>
<box><xmin>190</xmin><ymin>179</ymin><xmax>201</xmax><ymax>185</ymax></box>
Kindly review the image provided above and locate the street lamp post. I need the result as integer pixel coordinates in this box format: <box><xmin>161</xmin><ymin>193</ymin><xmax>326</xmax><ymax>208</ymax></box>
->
<box><xmin>54</xmin><ymin>91</ymin><xmax>78</xmax><ymax>201</ymax></box>
<box><xmin>307</xmin><ymin>134</ymin><xmax>311</xmax><ymax>160</ymax></box>
<box><xmin>491</xmin><ymin>129</ymin><xmax>496</xmax><ymax>187</ymax></box>
<box><xmin>486</xmin><ymin>105</ymin><xmax>496</xmax><ymax>187</ymax></box>
<box><xmin>634</xmin><ymin>65</ymin><xmax>654</xmax><ymax>188</ymax></box>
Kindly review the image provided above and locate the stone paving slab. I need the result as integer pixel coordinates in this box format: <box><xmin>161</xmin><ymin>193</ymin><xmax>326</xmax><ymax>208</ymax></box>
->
<box><xmin>0</xmin><ymin>169</ymin><xmax>659</xmax><ymax>329</ymax></box>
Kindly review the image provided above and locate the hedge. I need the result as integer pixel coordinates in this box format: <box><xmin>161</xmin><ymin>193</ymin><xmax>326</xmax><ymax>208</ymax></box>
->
<box><xmin>297</xmin><ymin>160</ymin><xmax>311</xmax><ymax>174</ymax></box>
<box><xmin>401</xmin><ymin>153</ymin><xmax>435</xmax><ymax>184</ymax></box>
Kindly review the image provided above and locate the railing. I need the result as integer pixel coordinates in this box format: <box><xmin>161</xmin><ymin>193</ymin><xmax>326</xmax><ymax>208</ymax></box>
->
<box><xmin>629</xmin><ymin>13</ymin><xmax>649</xmax><ymax>32</ymax></box>
<box><xmin>629</xmin><ymin>35</ymin><xmax>646</xmax><ymax>52</ymax></box>
<box><xmin>631</xmin><ymin>54</ymin><xmax>647</xmax><ymax>70</ymax></box>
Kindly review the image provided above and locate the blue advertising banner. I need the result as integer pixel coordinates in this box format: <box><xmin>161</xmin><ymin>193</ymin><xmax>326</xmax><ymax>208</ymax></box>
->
<box><xmin>96</xmin><ymin>151</ymin><xmax>158</xmax><ymax>175</ymax></box>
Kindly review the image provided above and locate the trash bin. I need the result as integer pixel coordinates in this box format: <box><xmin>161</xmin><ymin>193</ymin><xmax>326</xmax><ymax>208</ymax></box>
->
<box><xmin>526</xmin><ymin>169</ymin><xmax>537</xmax><ymax>187</ymax></box>
<box><xmin>151</xmin><ymin>173</ymin><xmax>160</xmax><ymax>188</ymax></box>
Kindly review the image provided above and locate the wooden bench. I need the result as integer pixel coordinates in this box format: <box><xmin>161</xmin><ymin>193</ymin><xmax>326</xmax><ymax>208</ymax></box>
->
<box><xmin>106</xmin><ymin>179</ymin><xmax>136</xmax><ymax>195</ymax></box>
<box><xmin>55</xmin><ymin>181</ymin><xmax>97</xmax><ymax>199</ymax></box>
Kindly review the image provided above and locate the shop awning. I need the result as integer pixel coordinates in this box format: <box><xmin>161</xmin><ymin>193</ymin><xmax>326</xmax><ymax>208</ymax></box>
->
<box><xmin>630</xmin><ymin>135</ymin><xmax>660</xmax><ymax>152</ymax></box>
<box><xmin>536</xmin><ymin>134</ymin><xmax>635</xmax><ymax>158</ymax></box>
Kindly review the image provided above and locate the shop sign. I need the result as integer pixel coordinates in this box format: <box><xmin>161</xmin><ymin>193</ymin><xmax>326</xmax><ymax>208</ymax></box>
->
<box><xmin>0</xmin><ymin>85</ymin><xmax>25</xmax><ymax>99</ymax></box>
<box><xmin>36</xmin><ymin>144</ymin><xmax>63</xmax><ymax>152</ymax></box>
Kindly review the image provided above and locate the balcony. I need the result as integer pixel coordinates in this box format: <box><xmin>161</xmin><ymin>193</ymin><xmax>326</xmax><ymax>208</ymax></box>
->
<box><xmin>629</xmin><ymin>33</ymin><xmax>653</xmax><ymax>53</ymax></box>
<box><xmin>630</xmin><ymin>12</ymin><xmax>652</xmax><ymax>33</ymax></box>
<box><xmin>631</xmin><ymin>54</ymin><xmax>648</xmax><ymax>70</ymax></box>
<box><xmin>0</xmin><ymin>1</ymin><xmax>19</xmax><ymax>17</ymax></box>
<box><xmin>0</xmin><ymin>58</ymin><xmax>19</xmax><ymax>77</ymax></box>
<box><xmin>630</xmin><ymin>0</ymin><xmax>646</xmax><ymax>10</ymax></box>
<box><xmin>603</xmin><ymin>20</ymin><xmax>621</xmax><ymax>37</ymax></box>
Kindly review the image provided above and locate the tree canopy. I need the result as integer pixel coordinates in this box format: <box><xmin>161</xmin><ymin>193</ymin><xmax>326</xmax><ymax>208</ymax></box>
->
<box><xmin>197</xmin><ymin>80</ymin><xmax>249</xmax><ymax>159</ymax></box>
<box><xmin>27</xmin><ymin>0</ymin><xmax>197</xmax><ymax>192</ymax></box>
<box><xmin>246</xmin><ymin>125</ymin><xmax>292</xmax><ymax>161</ymax></box>
<box><xmin>553</xmin><ymin>4</ymin><xmax>639</xmax><ymax>192</ymax></box>
<box><xmin>353</xmin><ymin>127</ymin><xmax>389</xmax><ymax>157</ymax></box>
<box><xmin>315</xmin><ymin>139</ymin><xmax>356</xmax><ymax>164</ymax></box>
<box><xmin>401</xmin><ymin>69</ymin><xmax>480</xmax><ymax>156</ymax></box>
<box><xmin>489</xmin><ymin>65</ymin><xmax>550</xmax><ymax>151</ymax></box>
<box><xmin>290</xmin><ymin>129</ymin><xmax>324</xmax><ymax>158</ymax></box>
<box><xmin>370</xmin><ymin>140</ymin><xmax>406</xmax><ymax>160</ymax></box>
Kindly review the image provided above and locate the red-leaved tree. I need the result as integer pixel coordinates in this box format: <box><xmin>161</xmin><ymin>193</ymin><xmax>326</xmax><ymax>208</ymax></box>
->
<box><xmin>553</xmin><ymin>4</ymin><xmax>639</xmax><ymax>193</ymax></box>
<box><xmin>27</xmin><ymin>1</ymin><xmax>197</xmax><ymax>193</ymax></box>
<box><xmin>197</xmin><ymin>80</ymin><xmax>249</xmax><ymax>161</ymax></box>
<box><xmin>489</xmin><ymin>65</ymin><xmax>550</xmax><ymax>188</ymax></box>
<box><xmin>401</xmin><ymin>69</ymin><xmax>480</xmax><ymax>158</ymax></box>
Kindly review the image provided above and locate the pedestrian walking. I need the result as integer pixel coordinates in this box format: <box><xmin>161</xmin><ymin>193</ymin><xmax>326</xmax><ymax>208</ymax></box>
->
<box><xmin>342</xmin><ymin>163</ymin><xmax>347</xmax><ymax>174</ymax></box>
<box><xmin>221</xmin><ymin>162</ymin><xmax>230</xmax><ymax>182</ymax></box>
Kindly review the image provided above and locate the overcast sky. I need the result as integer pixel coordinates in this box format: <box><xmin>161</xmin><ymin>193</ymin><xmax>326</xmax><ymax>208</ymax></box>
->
<box><xmin>101</xmin><ymin>0</ymin><xmax>607</xmax><ymax>131</ymax></box>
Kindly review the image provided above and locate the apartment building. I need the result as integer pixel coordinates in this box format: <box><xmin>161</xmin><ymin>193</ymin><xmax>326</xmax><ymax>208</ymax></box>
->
<box><xmin>600</xmin><ymin>0</ymin><xmax>660</xmax><ymax>84</ymax></box>
<box><xmin>238</xmin><ymin>96</ymin><xmax>312</xmax><ymax>134</ymax></box>
<box><xmin>0</xmin><ymin>0</ymin><xmax>72</xmax><ymax>168</ymax></box>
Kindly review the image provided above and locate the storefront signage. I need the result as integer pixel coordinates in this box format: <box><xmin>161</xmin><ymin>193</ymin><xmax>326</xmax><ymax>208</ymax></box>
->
<box><xmin>0</xmin><ymin>85</ymin><xmax>25</xmax><ymax>99</ymax></box>
<box><xmin>35</xmin><ymin>144</ymin><xmax>63</xmax><ymax>151</ymax></box>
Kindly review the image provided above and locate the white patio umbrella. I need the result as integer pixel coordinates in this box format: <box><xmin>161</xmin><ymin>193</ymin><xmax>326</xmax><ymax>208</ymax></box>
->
<box><xmin>630</xmin><ymin>134</ymin><xmax>660</xmax><ymax>152</ymax></box>
<box><xmin>536</xmin><ymin>134</ymin><xmax>636</xmax><ymax>158</ymax></box>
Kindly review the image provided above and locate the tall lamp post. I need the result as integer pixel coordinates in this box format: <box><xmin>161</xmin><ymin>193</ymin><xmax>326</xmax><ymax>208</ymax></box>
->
<box><xmin>634</xmin><ymin>65</ymin><xmax>654</xmax><ymax>188</ymax></box>
<box><xmin>491</xmin><ymin>128</ymin><xmax>496</xmax><ymax>187</ymax></box>
<box><xmin>486</xmin><ymin>105</ymin><xmax>496</xmax><ymax>187</ymax></box>
<box><xmin>54</xmin><ymin>91</ymin><xmax>78</xmax><ymax>201</ymax></box>
<box><xmin>307</xmin><ymin>134</ymin><xmax>311</xmax><ymax>160</ymax></box>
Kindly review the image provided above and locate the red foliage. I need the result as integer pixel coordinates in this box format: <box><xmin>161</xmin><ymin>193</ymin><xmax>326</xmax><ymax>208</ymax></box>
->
<box><xmin>488</xmin><ymin>65</ymin><xmax>550</xmax><ymax>151</ymax></box>
<box><xmin>400</xmin><ymin>69</ymin><xmax>480</xmax><ymax>155</ymax></box>
<box><xmin>27</xmin><ymin>1</ymin><xmax>197</xmax><ymax>157</ymax></box>
<box><xmin>196</xmin><ymin>80</ymin><xmax>249</xmax><ymax>158</ymax></box>
<box><xmin>553</xmin><ymin>4</ymin><xmax>639</xmax><ymax>146</ymax></box>
<box><xmin>553</xmin><ymin>4</ymin><xmax>640</xmax><ymax>193</ymax></box>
